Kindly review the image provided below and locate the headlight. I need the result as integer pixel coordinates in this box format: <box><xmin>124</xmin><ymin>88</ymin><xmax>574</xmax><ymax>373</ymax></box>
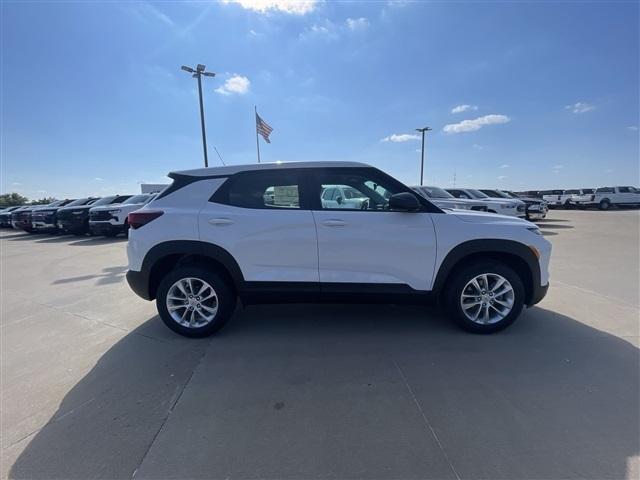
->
<box><xmin>107</xmin><ymin>209</ymin><xmax>121</xmax><ymax>214</ymax></box>
<box><xmin>527</xmin><ymin>226</ymin><xmax>542</xmax><ymax>235</ymax></box>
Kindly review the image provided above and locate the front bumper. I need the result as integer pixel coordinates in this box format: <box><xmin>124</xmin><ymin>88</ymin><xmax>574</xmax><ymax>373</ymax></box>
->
<box><xmin>58</xmin><ymin>217</ymin><xmax>88</xmax><ymax>232</ymax></box>
<box><xmin>529</xmin><ymin>283</ymin><xmax>549</xmax><ymax>306</ymax></box>
<box><xmin>89</xmin><ymin>221</ymin><xmax>125</xmax><ymax>235</ymax></box>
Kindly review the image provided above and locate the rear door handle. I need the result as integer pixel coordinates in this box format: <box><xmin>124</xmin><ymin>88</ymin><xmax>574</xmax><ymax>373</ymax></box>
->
<box><xmin>209</xmin><ymin>218</ymin><xmax>234</xmax><ymax>226</ymax></box>
<box><xmin>321</xmin><ymin>219</ymin><xmax>346</xmax><ymax>227</ymax></box>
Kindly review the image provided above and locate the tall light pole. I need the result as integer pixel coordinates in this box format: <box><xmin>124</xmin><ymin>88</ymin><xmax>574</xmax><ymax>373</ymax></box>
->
<box><xmin>181</xmin><ymin>64</ymin><xmax>216</xmax><ymax>168</ymax></box>
<box><xmin>416</xmin><ymin>126</ymin><xmax>432</xmax><ymax>186</ymax></box>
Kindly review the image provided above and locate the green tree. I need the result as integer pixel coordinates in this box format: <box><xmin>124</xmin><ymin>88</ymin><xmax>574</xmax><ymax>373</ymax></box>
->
<box><xmin>30</xmin><ymin>197</ymin><xmax>57</xmax><ymax>205</ymax></box>
<box><xmin>0</xmin><ymin>192</ymin><xmax>29</xmax><ymax>208</ymax></box>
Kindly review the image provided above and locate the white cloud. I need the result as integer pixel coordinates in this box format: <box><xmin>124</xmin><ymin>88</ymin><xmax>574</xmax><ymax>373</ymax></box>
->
<box><xmin>346</xmin><ymin>17</ymin><xmax>369</xmax><ymax>30</ymax></box>
<box><xmin>605</xmin><ymin>168</ymin><xmax>614</xmax><ymax>173</ymax></box>
<box><xmin>94</xmin><ymin>177</ymin><xmax>104</xmax><ymax>181</ymax></box>
<box><xmin>627</xmin><ymin>126</ymin><xmax>639</xmax><ymax>131</ymax></box>
<box><xmin>443</xmin><ymin>114</ymin><xmax>510</xmax><ymax>134</ymax></box>
<box><xmin>11</xmin><ymin>182</ymin><xmax>22</xmax><ymax>186</ymax></box>
<box><xmin>249</xmin><ymin>29</ymin><xmax>258</xmax><ymax>36</ymax></box>
<box><xmin>381</xmin><ymin>133</ymin><xmax>420</xmax><ymax>143</ymax></box>
<box><xmin>451</xmin><ymin>104</ymin><xmax>478</xmax><ymax>114</ymax></box>
<box><xmin>552</xmin><ymin>164</ymin><xmax>564</xmax><ymax>169</ymax></box>
<box><xmin>498</xmin><ymin>175</ymin><xmax>507</xmax><ymax>180</ymax></box>
<box><xmin>472</xmin><ymin>144</ymin><xmax>485</xmax><ymax>150</ymax></box>
<box><xmin>215</xmin><ymin>75</ymin><xmax>251</xmax><ymax>95</ymax></box>
<box><xmin>222</xmin><ymin>0</ymin><xmax>318</xmax><ymax>15</ymax></box>
<box><xmin>565</xmin><ymin>102</ymin><xmax>595</xmax><ymax>114</ymax></box>
<box><xmin>500</xmin><ymin>164</ymin><xmax>510</xmax><ymax>169</ymax></box>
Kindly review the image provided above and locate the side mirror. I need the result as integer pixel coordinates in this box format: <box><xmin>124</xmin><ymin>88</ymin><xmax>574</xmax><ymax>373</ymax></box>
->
<box><xmin>389</xmin><ymin>192</ymin><xmax>421</xmax><ymax>212</ymax></box>
<box><xmin>336</xmin><ymin>196</ymin><xmax>343</xmax><ymax>205</ymax></box>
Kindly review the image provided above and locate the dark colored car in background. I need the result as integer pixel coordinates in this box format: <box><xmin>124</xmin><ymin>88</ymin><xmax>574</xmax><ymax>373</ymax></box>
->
<box><xmin>14</xmin><ymin>199</ymin><xmax>81</xmax><ymax>233</ymax></box>
<box><xmin>12</xmin><ymin>206</ymin><xmax>39</xmax><ymax>233</ymax></box>
<box><xmin>31</xmin><ymin>199</ymin><xmax>77</xmax><ymax>233</ymax></box>
<box><xmin>57</xmin><ymin>195</ymin><xmax>131</xmax><ymax>235</ymax></box>
<box><xmin>0</xmin><ymin>206</ymin><xmax>22</xmax><ymax>227</ymax></box>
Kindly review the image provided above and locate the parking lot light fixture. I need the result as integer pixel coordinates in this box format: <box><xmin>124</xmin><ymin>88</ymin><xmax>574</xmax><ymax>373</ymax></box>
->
<box><xmin>415</xmin><ymin>126</ymin><xmax>432</xmax><ymax>186</ymax></box>
<box><xmin>181</xmin><ymin>64</ymin><xmax>216</xmax><ymax>168</ymax></box>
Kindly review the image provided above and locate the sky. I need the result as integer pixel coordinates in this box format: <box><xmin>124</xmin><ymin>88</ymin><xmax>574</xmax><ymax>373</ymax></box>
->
<box><xmin>1</xmin><ymin>0</ymin><xmax>639</xmax><ymax>199</ymax></box>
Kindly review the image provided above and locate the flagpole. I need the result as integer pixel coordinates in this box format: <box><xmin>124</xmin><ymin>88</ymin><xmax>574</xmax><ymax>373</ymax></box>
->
<box><xmin>254</xmin><ymin>106</ymin><xmax>261</xmax><ymax>164</ymax></box>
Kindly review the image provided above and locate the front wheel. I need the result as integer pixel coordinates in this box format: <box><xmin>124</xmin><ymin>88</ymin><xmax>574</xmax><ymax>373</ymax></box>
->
<box><xmin>598</xmin><ymin>199</ymin><xmax>610</xmax><ymax>210</ymax></box>
<box><xmin>445</xmin><ymin>261</ymin><xmax>525</xmax><ymax>333</ymax></box>
<box><xmin>156</xmin><ymin>267</ymin><xmax>236</xmax><ymax>337</ymax></box>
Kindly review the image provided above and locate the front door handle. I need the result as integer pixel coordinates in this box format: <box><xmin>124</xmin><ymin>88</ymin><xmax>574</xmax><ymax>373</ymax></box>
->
<box><xmin>209</xmin><ymin>218</ymin><xmax>234</xmax><ymax>226</ymax></box>
<box><xmin>321</xmin><ymin>219</ymin><xmax>346</xmax><ymax>227</ymax></box>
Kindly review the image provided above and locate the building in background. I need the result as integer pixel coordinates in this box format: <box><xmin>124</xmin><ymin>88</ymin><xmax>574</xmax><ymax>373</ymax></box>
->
<box><xmin>140</xmin><ymin>184</ymin><xmax>168</xmax><ymax>194</ymax></box>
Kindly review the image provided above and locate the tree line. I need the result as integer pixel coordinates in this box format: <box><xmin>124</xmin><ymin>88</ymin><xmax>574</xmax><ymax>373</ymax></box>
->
<box><xmin>0</xmin><ymin>192</ymin><xmax>57</xmax><ymax>208</ymax></box>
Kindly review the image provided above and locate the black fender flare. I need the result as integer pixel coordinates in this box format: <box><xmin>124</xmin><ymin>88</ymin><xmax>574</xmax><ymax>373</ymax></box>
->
<box><xmin>432</xmin><ymin>239</ymin><xmax>541</xmax><ymax>304</ymax></box>
<box><xmin>138</xmin><ymin>240</ymin><xmax>244</xmax><ymax>297</ymax></box>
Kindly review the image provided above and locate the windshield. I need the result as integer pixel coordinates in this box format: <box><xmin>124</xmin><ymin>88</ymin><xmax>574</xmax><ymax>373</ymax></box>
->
<box><xmin>565</xmin><ymin>189</ymin><xmax>580</xmax><ymax>194</ymax></box>
<box><xmin>65</xmin><ymin>197</ymin><xmax>93</xmax><ymax>207</ymax></box>
<box><xmin>468</xmin><ymin>189</ymin><xmax>489</xmax><ymax>199</ymax></box>
<box><xmin>91</xmin><ymin>196</ymin><xmax>119</xmax><ymax>206</ymax></box>
<box><xmin>123</xmin><ymin>194</ymin><xmax>150</xmax><ymax>205</ymax></box>
<box><xmin>503</xmin><ymin>191</ymin><xmax>519</xmax><ymax>198</ymax></box>
<box><xmin>422</xmin><ymin>186</ymin><xmax>453</xmax><ymax>198</ymax></box>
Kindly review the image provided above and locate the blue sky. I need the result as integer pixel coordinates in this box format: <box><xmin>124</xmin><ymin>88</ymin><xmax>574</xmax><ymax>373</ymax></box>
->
<box><xmin>1</xmin><ymin>0</ymin><xmax>638</xmax><ymax>199</ymax></box>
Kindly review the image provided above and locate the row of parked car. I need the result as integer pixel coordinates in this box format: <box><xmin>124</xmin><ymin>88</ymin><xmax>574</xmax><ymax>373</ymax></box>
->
<box><xmin>411</xmin><ymin>186</ymin><xmax>547</xmax><ymax>220</ymax></box>
<box><xmin>519</xmin><ymin>186</ymin><xmax>640</xmax><ymax>210</ymax></box>
<box><xmin>0</xmin><ymin>193</ymin><xmax>157</xmax><ymax>236</ymax></box>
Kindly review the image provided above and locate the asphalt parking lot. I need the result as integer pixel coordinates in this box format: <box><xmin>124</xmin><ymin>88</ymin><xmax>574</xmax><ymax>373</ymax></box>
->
<box><xmin>1</xmin><ymin>210</ymin><xmax>639</xmax><ymax>480</ymax></box>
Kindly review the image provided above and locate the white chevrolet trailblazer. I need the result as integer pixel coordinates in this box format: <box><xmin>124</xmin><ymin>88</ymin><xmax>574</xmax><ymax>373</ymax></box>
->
<box><xmin>126</xmin><ymin>162</ymin><xmax>551</xmax><ymax>337</ymax></box>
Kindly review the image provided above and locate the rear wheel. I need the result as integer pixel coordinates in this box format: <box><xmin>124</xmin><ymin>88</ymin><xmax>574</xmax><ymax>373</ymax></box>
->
<box><xmin>445</xmin><ymin>261</ymin><xmax>525</xmax><ymax>333</ymax></box>
<box><xmin>598</xmin><ymin>199</ymin><xmax>611</xmax><ymax>210</ymax></box>
<box><xmin>156</xmin><ymin>267</ymin><xmax>236</xmax><ymax>337</ymax></box>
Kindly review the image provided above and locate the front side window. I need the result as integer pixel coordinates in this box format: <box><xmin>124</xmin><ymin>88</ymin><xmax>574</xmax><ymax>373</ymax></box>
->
<box><xmin>618</xmin><ymin>187</ymin><xmax>630</xmax><ymax>193</ymax></box>
<box><xmin>316</xmin><ymin>169</ymin><xmax>406</xmax><ymax>211</ymax></box>
<box><xmin>215</xmin><ymin>171</ymin><xmax>301</xmax><ymax>209</ymax></box>
<box><xmin>596</xmin><ymin>187</ymin><xmax>614</xmax><ymax>193</ymax></box>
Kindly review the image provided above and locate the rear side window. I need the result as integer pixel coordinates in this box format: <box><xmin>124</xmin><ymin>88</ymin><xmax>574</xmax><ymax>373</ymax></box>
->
<box><xmin>212</xmin><ymin>171</ymin><xmax>302</xmax><ymax>209</ymax></box>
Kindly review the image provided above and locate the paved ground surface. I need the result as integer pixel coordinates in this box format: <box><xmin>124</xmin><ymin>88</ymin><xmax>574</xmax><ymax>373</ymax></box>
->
<box><xmin>1</xmin><ymin>209</ymin><xmax>639</xmax><ymax>479</ymax></box>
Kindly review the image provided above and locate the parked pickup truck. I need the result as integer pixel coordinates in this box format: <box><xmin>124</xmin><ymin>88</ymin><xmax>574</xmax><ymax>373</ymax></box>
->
<box><xmin>573</xmin><ymin>186</ymin><xmax>640</xmax><ymax>210</ymax></box>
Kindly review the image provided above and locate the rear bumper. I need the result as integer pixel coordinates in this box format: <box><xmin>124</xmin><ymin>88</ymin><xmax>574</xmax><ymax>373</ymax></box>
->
<box><xmin>529</xmin><ymin>283</ymin><xmax>549</xmax><ymax>306</ymax></box>
<box><xmin>126</xmin><ymin>270</ymin><xmax>152</xmax><ymax>300</ymax></box>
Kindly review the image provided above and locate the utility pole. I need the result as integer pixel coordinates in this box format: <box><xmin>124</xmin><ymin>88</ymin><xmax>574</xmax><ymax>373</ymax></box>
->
<box><xmin>181</xmin><ymin>64</ymin><xmax>216</xmax><ymax>168</ymax></box>
<box><xmin>415</xmin><ymin>127</ymin><xmax>432</xmax><ymax>186</ymax></box>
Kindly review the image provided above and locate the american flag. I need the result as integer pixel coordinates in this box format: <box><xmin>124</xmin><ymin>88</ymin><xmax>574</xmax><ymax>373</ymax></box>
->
<box><xmin>256</xmin><ymin>113</ymin><xmax>273</xmax><ymax>144</ymax></box>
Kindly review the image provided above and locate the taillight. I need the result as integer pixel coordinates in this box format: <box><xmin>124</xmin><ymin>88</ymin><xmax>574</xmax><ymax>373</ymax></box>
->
<box><xmin>128</xmin><ymin>210</ymin><xmax>163</xmax><ymax>230</ymax></box>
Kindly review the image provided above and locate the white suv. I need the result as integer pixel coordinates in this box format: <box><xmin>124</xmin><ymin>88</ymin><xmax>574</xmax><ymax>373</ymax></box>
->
<box><xmin>89</xmin><ymin>193</ymin><xmax>157</xmax><ymax>237</ymax></box>
<box><xmin>446</xmin><ymin>188</ymin><xmax>527</xmax><ymax>218</ymax></box>
<box><xmin>126</xmin><ymin>162</ymin><xmax>551</xmax><ymax>337</ymax></box>
<box><xmin>576</xmin><ymin>186</ymin><xmax>640</xmax><ymax>210</ymax></box>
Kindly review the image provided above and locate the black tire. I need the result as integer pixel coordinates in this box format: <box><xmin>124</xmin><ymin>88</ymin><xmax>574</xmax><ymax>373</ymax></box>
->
<box><xmin>156</xmin><ymin>266</ymin><xmax>236</xmax><ymax>338</ymax></box>
<box><xmin>445</xmin><ymin>261</ymin><xmax>525</xmax><ymax>334</ymax></box>
<box><xmin>598</xmin><ymin>199</ymin><xmax>610</xmax><ymax>210</ymax></box>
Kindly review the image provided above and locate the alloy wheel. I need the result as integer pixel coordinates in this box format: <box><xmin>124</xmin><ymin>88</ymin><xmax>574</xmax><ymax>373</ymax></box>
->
<box><xmin>166</xmin><ymin>277</ymin><xmax>219</xmax><ymax>328</ymax></box>
<box><xmin>460</xmin><ymin>273</ymin><xmax>515</xmax><ymax>325</ymax></box>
